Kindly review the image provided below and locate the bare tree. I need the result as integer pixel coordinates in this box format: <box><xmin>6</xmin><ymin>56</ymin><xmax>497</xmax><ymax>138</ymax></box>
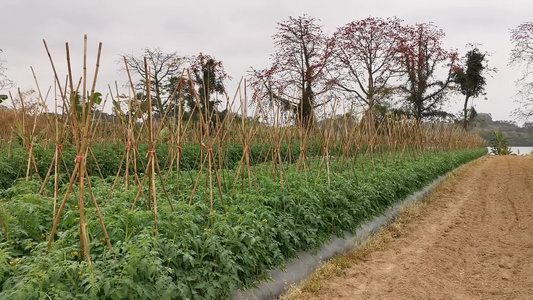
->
<box><xmin>509</xmin><ymin>22</ymin><xmax>533</xmax><ymax>120</ymax></box>
<box><xmin>122</xmin><ymin>48</ymin><xmax>185</xmax><ymax>113</ymax></box>
<box><xmin>0</xmin><ymin>49</ymin><xmax>14</xmax><ymax>103</ymax></box>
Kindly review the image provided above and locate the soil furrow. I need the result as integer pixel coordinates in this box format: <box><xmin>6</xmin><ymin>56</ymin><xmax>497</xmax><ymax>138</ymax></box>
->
<box><xmin>297</xmin><ymin>156</ymin><xmax>533</xmax><ymax>300</ymax></box>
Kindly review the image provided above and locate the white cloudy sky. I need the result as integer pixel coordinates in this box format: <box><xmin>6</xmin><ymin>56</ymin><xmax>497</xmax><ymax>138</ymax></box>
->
<box><xmin>0</xmin><ymin>0</ymin><xmax>531</xmax><ymax>122</ymax></box>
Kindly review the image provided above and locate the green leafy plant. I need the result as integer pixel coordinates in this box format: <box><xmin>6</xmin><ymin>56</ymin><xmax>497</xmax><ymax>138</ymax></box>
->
<box><xmin>489</xmin><ymin>131</ymin><xmax>512</xmax><ymax>155</ymax></box>
<box><xmin>0</xmin><ymin>148</ymin><xmax>486</xmax><ymax>299</ymax></box>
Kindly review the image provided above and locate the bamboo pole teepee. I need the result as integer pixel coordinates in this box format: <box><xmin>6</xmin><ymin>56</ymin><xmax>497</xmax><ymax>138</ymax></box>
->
<box><xmin>45</xmin><ymin>36</ymin><xmax>112</xmax><ymax>263</ymax></box>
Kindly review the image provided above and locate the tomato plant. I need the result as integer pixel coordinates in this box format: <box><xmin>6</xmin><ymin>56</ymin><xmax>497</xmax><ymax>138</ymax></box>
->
<box><xmin>0</xmin><ymin>148</ymin><xmax>486</xmax><ymax>299</ymax></box>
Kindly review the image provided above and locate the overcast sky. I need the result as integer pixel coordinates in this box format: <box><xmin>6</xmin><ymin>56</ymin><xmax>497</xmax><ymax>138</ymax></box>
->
<box><xmin>0</xmin><ymin>0</ymin><xmax>531</xmax><ymax>123</ymax></box>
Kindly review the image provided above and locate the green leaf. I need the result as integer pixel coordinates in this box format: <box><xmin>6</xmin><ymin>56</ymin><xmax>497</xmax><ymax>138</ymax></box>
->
<box><xmin>112</xmin><ymin>100</ymin><xmax>125</xmax><ymax>116</ymax></box>
<box><xmin>91</xmin><ymin>92</ymin><xmax>103</xmax><ymax>105</ymax></box>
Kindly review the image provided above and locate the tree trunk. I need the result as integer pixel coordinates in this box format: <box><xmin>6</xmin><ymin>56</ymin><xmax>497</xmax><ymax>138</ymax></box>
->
<box><xmin>463</xmin><ymin>95</ymin><xmax>470</xmax><ymax>131</ymax></box>
<box><xmin>416</xmin><ymin>100</ymin><xmax>423</xmax><ymax>121</ymax></box>
<box><xmin>299</xmin><ymin>84</ymin><xmax>314</xmax><ymax>128</ymax></box>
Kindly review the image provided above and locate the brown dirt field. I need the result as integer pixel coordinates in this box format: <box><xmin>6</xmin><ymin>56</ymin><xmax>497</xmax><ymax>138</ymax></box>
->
<box><xmin>296</xmin><ymin>155</ymin><xmax>533</xmax><ymax>300</ymax></box>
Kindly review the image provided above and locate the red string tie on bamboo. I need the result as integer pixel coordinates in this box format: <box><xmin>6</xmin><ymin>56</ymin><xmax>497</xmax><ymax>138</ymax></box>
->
<box><xmin>244</xmin><ymin>145</ymin><xmax>250</xmax><ymax>152</ymax></box>
<box><xmin>125</xmin><ymin>143</ymin><xmax>130</xmax><ymax>150</ymax></box>
<box><xmin>56</xmin><ymin>145</ymin><xmax>63</xmax><ymax>152</ymax></box>
<box><xmin>146</xmin><ymin>150</ymin><xmax>156</xmax><ymax>157</ymax></box>
<box><xmin>202</xmin><ymin>145</ymin><xmax>213</xmax><ymax>152</ymax></box>
<box><xmin>300</xmin><ymin>147</ymin><xmax>304</xmax><ymax>151</ymax></box>
<box><xmin>27</xmin><ymin>145</ymin><xmax>33</xmax><ymax>150</ymax></box>
<box><xmin>323</xmin><ymin>146</ymin><xmax>328</xmax><ymax>151</ymax></box>
<box><xmin>356</xmin><ymin>144</ymin><xmax>361</xmax><ymax>150</ymax></box>
<box><xmin>74</xmin><ymin>155</ymin><xmax>85</xmax><ymax>163</ymax></box>
<box><xmin>176</xmin><ymin>145</ymin><xmax>183</xmax><ymax>152</ymax></box>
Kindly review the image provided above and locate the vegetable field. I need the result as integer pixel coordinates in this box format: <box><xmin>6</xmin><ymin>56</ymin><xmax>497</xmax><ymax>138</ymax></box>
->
<box><xmin>0</xmin><ymin>146</ymin><xmax>486</xmax><ymax>299</ymax></box>
<box><xmin>0</xmin><ymin>36</ymin><xmax>487</xmax><ymax>299</ymax></box>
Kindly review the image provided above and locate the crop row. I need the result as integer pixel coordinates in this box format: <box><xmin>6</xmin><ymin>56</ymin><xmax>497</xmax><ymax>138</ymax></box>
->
<box><xmin>0</xmin><ymin>140</ymin><xmax>407</xmax><ymax>190</ymax></box>
<box><xmin>0</xmin><ymin>147</ymin><xmax>486</xmax><ymax>299</ymax></box>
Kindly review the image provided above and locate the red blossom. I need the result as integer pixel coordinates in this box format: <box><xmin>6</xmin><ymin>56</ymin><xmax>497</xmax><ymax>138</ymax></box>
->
<box><xmin>332</xmin><ymin>17</ymin><xmax>405</xmax><ymax>109</ymax></box>
<box><xmin>396</xmin><ymin>22</ymin><xmax>458</xmax><ymax>119</ymax></box>
<box><xmin>249</xmin><ymin>15</ymin><xmax>334</xmax><ymax>125</ymax></box>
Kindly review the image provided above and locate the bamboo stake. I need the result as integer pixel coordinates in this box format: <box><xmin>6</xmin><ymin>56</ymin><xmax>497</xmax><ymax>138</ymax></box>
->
<box><xmin>46</xmin><ymin>37</ymin><xmax>110</xmax><ymax>265</ymax></box>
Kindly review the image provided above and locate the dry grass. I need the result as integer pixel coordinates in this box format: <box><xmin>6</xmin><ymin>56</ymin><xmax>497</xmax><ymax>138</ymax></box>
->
<box><xmin>0</xmin><ymin>107</ymin><xmax>50</xmax><ymax>141</ymax></box>
<box><xmin>281</xmin><ymin>158</ymin><xmax>484</xmax><ymax>300</ymax></box>
<box><xmin>0</xmin><ymin>107</ymin><xmax>126</xmax><ymax>144</ymax></box>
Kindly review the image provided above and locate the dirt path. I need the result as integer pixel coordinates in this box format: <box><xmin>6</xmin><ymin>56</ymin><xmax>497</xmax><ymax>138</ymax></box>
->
<box><xmin>298</xmin><ymin>155</ymin><xmax>533</xmax><ymax>300</ymax></box>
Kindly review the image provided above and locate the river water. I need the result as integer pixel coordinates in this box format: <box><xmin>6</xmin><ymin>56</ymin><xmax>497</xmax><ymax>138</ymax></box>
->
<box><xmin>486</xmin><ymin>146</ymin><xmax>533</xmax><ymax>155</ymax></box>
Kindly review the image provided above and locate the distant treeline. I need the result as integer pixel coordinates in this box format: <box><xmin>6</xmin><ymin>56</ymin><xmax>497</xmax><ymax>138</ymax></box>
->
<box><xmin>472</xmin><ymin>113</ymin><xmax>533</xmax><ymax>146</ymax></box>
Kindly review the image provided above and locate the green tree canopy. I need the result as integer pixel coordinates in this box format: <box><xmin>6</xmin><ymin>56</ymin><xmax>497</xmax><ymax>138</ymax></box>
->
<box><xmin>453</xmin><ymin>46</ymin><xmax>491</xmax><ymax>130</ymax></box>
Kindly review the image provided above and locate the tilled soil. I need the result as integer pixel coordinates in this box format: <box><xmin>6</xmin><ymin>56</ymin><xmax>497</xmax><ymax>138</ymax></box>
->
<box><xmin>301</xmin><ymin>155</ymin><xmax>533</xmax><ymax>300</ymax></box>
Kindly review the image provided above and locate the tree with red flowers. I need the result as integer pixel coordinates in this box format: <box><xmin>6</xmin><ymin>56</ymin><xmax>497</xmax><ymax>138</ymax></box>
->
<box><xmin>332</xmin><ymin>17</ymin><xmax>403</xmax><ymax>119</ymax></box>
<box><xmin>509</xmin><ymin>21</ymin><xmax>533</xmax><ymax>120</ymax></box>
<box><xmin>250</xmin><ymin>15</ymin><xmax>334</xmax><ymax>127</ymax></box>
<box><xmin>397</xmin><ymin>23</ymin><xmax>459</xmax><ymax>120</ymax></box>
